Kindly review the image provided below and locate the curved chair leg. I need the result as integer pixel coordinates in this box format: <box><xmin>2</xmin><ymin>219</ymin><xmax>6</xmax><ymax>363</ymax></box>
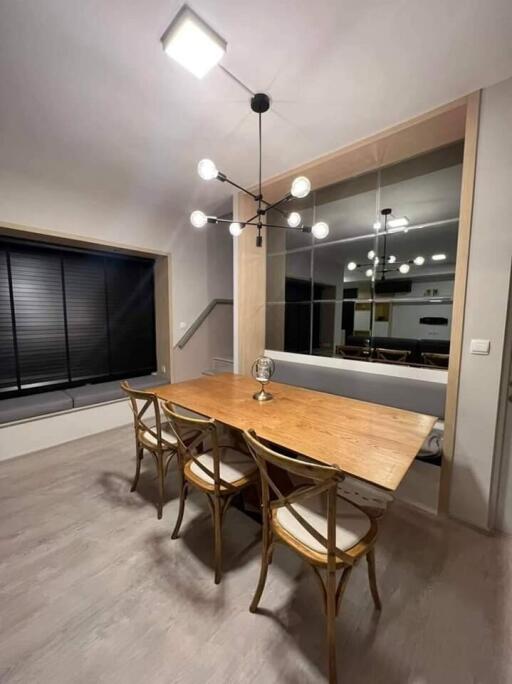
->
<box><xmin>366</xmin><ymin>548</ymin><xmax>382</xmax><ymax>610</ymax></box>
<box><xmin>326</xmin><ymin>568</ymin><xmax>338</xmax><ymax>684</ymax></box>
<box><xmin>249</xmin><ymin>535</ymin><xmax>272</xmax><ymax>613</ymax></box>
<box><xmin>130</xmin><ymin>445</ymin><xmax>143</xmax><ymax>492</ymax></box>
<box><xmin>156</xmin><ymin>451</ymin><xmax>166</xmax><ymax>520</ymax></box>
<box><xmin>171</xmin><ymin>456</ymin><xmax>187</xmax><ymax>539</ymax></box>
<box><xmin>213</xmin><ymin>496</ymin><xmax>223</xmax><ymax>584</ymax></box>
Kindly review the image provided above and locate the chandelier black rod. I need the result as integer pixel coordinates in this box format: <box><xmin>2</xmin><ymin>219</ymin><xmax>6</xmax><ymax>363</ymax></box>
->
<box><xmin>207</xmin><ymin>217</ymin><xmax>311</xmax><ymax>232</ymax></box>
<box><xmin>218</xmin><ymin>174</ymin><xmax>261</xmax><ymax>201</ymax></box>
<box><xmin>218</xmin><ymin>172</ymin><xmax>289</xmax><ymax>213</ymax></box>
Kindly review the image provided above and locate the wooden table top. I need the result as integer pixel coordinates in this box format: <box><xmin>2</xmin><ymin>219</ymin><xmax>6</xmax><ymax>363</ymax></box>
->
<box><xmin>150</xmin><ymin>373</ymin><xmax>437</xmax><ymax>491</ymax></box>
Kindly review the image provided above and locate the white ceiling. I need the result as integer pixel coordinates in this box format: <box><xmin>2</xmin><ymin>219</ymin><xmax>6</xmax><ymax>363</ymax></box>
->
<box><xmin>1</xmin><ymin>0</ymin><xmax>512</xmax><ymax>230</ymax></box>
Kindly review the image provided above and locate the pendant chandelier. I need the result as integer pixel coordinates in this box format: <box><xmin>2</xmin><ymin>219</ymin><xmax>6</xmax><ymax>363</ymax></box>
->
<box><xmin>190</xmin><ymin>93</ymin><xmax>330</xmax><ymax>247</ymax></box>
<box><xmin>347</xmin><ymin>208</ymin><xmax>433</xmax><ymax>280</ymax></box>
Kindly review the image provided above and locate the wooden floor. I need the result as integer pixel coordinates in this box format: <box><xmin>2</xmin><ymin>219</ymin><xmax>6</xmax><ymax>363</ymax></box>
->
<box><xmin>0</xmin><ymin>426</ymin><xmax>511</xmax><ymax>684</ymax></box>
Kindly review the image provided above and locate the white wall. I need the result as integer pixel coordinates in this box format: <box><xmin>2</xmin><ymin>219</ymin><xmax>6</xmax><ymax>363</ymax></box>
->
<box><xmin>173</xmin><ymin>303</ymin><xmax>233</xmax><ymax>382</ymax></box>
<box><xmin>0</xmin><ymin>169</ymin><xmax>233</xmax><ymax>376</ymax></box>
<box><xmin>0</xmin><ymin>400</ymin><xmax>136</xmax><ymax>462</ymax></box>
<box><xmin>450</xmin><ymin>76</ymin><xmax>512</xmax><ymax>530</ymax></box>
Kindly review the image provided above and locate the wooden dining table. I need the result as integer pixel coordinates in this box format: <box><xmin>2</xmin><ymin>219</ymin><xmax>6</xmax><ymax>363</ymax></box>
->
<box><xmin>150</xmin><ymin>373</ymin><xmax>437</xmax><ymax>491</ymax></box>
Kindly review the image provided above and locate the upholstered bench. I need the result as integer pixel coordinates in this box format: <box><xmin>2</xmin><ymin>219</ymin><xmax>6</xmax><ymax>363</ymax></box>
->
<box><xmin>0</xmin><ymin>373</ymin><xmax>170</xmax><ymax>424</ymax></box>
<box><xmin>0</xmin><ymin>391</ymin><xmax>73</xmax><ymax>424</ymax></box>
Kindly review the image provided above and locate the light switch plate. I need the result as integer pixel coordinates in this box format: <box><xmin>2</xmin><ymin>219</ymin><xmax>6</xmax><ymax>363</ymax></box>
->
<box><xmin>470</xmin><ymin>339</ymin><xmax>490</xmax><ymax>355</ymax></box>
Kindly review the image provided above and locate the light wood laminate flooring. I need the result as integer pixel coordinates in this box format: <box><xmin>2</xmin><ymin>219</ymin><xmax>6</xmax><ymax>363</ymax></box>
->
<box><xmin>0</xmin><ymin>426</ymin><xmax>511</xmax><ymax>683</ymax></box>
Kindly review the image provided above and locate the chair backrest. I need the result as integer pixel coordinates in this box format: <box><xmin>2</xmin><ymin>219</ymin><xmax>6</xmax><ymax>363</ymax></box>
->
<box><xmin>421</xmin><ymin>351</ymin><xmax>449</xmax><ymax>368</ymax></box>
<box><xmin>162</xmin><ymin>402</ymin><xmax>233</xmax><ymax>493</ymax></box>
<box><xmin>375</xmin><ymin>347</ymin><xmax>410</xmax><ymax>363</ymax></box>
<box><xmin>121</xmin><ymin>381</ymin><xmax>165</xmax><ymax>449</ymax></box>
<box><xmin>243</xmin><ymin>429</ymin><xmax>351</xmax><ymax>563</ymax></box>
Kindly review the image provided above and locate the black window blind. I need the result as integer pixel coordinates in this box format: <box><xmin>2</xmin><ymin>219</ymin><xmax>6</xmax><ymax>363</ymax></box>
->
<box><xmin>0</xmin><ymin>239</ymin><xmax>156</xmax><ymax>397</ymax></box>
<box><xmin>0</xmin><ymin>250</ymin><xmax>18</xmax><ymax>391</ymax></box>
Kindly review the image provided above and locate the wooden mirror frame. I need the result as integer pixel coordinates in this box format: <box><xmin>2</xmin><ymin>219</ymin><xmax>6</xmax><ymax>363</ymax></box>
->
<box><xmin>233</xmin><ymin>91</ymin><xmax>481</xmax><ymax>515</ymax></box>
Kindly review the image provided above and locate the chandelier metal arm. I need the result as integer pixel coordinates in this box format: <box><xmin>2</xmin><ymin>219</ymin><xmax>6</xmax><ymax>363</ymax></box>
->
<box><xmin>260</xmin><ymin>193</ymin><xmax>293</xmax><ymax>215</ymax></box>
<box><xmin>217</xmin><ymin>174</ymin><xmax>261</xmax><ymax>201</ymax></box>
<box><xmin>207</xmin><ymin>216</ymin><xmax>310</xmax><ymax>232</ymax></box>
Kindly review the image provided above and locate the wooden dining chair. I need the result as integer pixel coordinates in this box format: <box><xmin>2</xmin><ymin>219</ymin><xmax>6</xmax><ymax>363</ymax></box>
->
<box><xmin>121</xmin><ymin>381</ymin><xmax>179</xmax><ymax>520</ymax></box>
<box><xmin>243</xmin><ymin>429</ymin><xmax>381</xmax><ymax>684</ymax></box>
<box><xmin>162</xmin><ymin>403</ymin><xmax>258</xmax><ymax>584</ymax></box>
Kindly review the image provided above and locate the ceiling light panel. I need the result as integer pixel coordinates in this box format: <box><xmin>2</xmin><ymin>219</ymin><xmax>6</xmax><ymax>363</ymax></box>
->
<box><xmin>388</xmin><ymin>216</ymin><xmax>409</xmax><ymax>229</ymax></box>
<box><xmin>161</xmin><ymin>6</ymin><xmax>227</xmax><ymax>79</ymax></box>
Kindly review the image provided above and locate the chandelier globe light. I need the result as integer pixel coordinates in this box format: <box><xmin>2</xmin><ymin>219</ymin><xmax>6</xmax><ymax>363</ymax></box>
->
<box><xmin>190</xmin><ymin>210</ymin><xmax>208</xmax><ymax>228</ymax></box>
<box><xmin>197</xmin><ymin>158</ymin><xmax>219</xmax><ymax>180</ymax></box>
<box><xmin>287</xmin><ymin>211</ymin><xmax>302</xmax><ymax>228</ymax></box>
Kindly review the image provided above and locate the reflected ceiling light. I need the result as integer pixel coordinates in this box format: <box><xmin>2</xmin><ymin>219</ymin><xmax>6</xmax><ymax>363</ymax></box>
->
<box><xmin>287</xmin><ymin>211</ymin><xmax>302</xmax><ymax>228</ymax></box>
<box><xmin>399</xmin><ymin>263</ymin><xmax>410</xmax><ymax>274</ymax></box>
<box><xmin>347</xmin><ymin>261</ymin><xmax>357</xmax><ymax>271</ymax></box>
<box><xmin>290</xmin><ymin>176</ymin><xmax>311</xmax><ymax>199</ymax></box>
<box><xmin>161</xmin><ymin>5</ymin><xmax>227</xmax><ymax>79</ymax></box>
<box><xmin>365</xmin><ymin>268</ymin><xmax>373</xmax><ymax>277</ymax></box>
<box><xmin>191</xmin><ymin>93</ymin><xmax>327</xmax><ymax>246</ymax></box>
<box><xmin>229</xmin><ymin>222</ymin><xmax>243</xmax><ymax>237</ymax></box>
<box><xmin>388</xmin><ymin>255</ymin><xmax>396</xmax><ymax>264</ymax></box>
<box><xmin>197</xmin><ymin>158</ymin><xmax>219</xmax><ymax>180</ymax></box>
<box><xmin>373</xmin><ymin>220</ymin><xmax>381</xmax><ymax>230</ymax></box>
<box><xmin>312</xmin><ymin>222</ymin><xmax>329</xmax><ymax>239</ymax></box>
<box><xmin>432</xmin><ymin>253</ymin><xmax>447</xmax><ymax>261</ymax></box>
<box><xmin>388</xmin><ymin>216</ymin><xmax>409</xmax><ymax>229</ymax></box>
<box><xmin>414</xmin><ymin>256</ymin><xmax>425</xmax><ymax>265</ymax></box>
<box><xmin>374</xmin><ymin>256</ymin><xmax>379</xmax><ymax>265</ymax></box>
<box><xmin>190</xmin><ymin>210</ymin><xmax>208</xmax><ymax>228</ymax></box>
<box><xmin>367</xmin><ymin>250</ymin><xmax>375</xmax><ymax>259</ymax></box>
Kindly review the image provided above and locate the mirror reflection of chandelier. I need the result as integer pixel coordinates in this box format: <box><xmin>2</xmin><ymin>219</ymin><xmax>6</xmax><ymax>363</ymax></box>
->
<box><xmin>346</xmin><ymin>208</ymin><xmax>426</xmax><ymax>279</ymax></box>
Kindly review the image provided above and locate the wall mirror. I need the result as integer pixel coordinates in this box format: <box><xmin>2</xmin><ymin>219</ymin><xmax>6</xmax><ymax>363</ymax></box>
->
<box><xmin>265</xmin><ymin>141</ymin><xmax>464</xmax><ymax>368</ymax></box>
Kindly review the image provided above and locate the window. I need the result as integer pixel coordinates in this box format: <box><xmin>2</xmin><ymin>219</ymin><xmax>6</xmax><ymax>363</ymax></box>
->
<box><xmin>265</xmin><ymin>142</ymin><xmax>464</xmax><ymax>369</ymax></box>
<box><xmin>0</xmin><ymin>238</ymin><xmax>156</xmax><ymax>397</ymax></box>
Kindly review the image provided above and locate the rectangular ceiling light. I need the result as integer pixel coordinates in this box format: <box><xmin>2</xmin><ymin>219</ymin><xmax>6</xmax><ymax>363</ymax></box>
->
<box><xmin>388</xmin><ymin>216</ymin><xmax>409</xmax><ymax>229</ymax></box>
<box><xmin>161</xmin><ymin>5</ymin><xmax>227</xmax><ymax>79</ymax></box>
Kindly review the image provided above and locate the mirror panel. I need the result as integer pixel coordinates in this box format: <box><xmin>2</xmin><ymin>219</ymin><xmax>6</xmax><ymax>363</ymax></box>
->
<box><xmin>265</xmin><ymin>142</ymin><xmax>464</xmax><ymax>369</ymax></box>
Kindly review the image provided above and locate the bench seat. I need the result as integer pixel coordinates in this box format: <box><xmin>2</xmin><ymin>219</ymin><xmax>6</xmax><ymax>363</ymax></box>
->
<box><xmin>0</xmin><ymin>374</ymin><xmax>170</xmax><ymax>424</ymax></box>
<box><xmin>0</xmin><ymin>391</ymin><xmax>73</xmax><ymax>424</ymax></box>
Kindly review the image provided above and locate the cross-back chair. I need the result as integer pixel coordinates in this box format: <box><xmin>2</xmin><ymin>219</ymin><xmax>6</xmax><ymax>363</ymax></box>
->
<box><xmin>244</xmin><ymin>429</ymin><xmax>381</xmax><ymax>684</ymax></box>
<box><xmin>162</xmin><ymin>403</ymin><xmax>258</xmax><ymax>584</ymax></box>
<box><xmin>121</xmin><ymin>381</ymin><xmax>179</xmax><ymax>519</ymax></box>
<box><xmin>421</xmin><ymin>351</ymin><xmax>450</xmax><ymax>368</ymax></box>
<box><xmin>375</xmin><ymin>347</ymin><xmax>411</xmax><ymax>364</ymax></box>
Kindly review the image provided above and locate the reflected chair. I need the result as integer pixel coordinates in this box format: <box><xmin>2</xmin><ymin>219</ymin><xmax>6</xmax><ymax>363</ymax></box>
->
<box><xmin>244</xmin><ymin>429</ymin><xmax>380</xmax><ymax>684</ymax></box>
<box><xmin>375</xmin><ymin>347</ymin><xmax>411</xmax><ymax>364</ymax></box>
<box><xmin>121</xmin><ymin>381</ymin><xmax>178</xmax><ymax>520</ymax></box>
<box><xmin>336</xmin><ymin>344</ymin><xmax>370</xmax><ymax>360</ymax></box>
<box><xmin>421</xmin><ymin>351</ymin><xmax>450</xmax><ymax>368</ymax></box>
<box><xmin>162</xmin><ymin>403</ymin><xmax>258</xmax><ymax>584</ymax></box>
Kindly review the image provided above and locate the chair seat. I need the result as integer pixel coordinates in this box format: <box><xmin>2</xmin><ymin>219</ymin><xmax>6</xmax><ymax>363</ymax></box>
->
<box><xmin>273</xmin><ymin>493</ymin><xmax>372</xmax><ymax>555</ymax></box>
<box><xmin>139</xmin><ymin>426</ymin><xmax>177</xmax><ymax>450</ymax></box>
<box><xmin>186</xmin><ymin>447</ymin><xmax>257</xmax><ymax>489</ymax></box>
